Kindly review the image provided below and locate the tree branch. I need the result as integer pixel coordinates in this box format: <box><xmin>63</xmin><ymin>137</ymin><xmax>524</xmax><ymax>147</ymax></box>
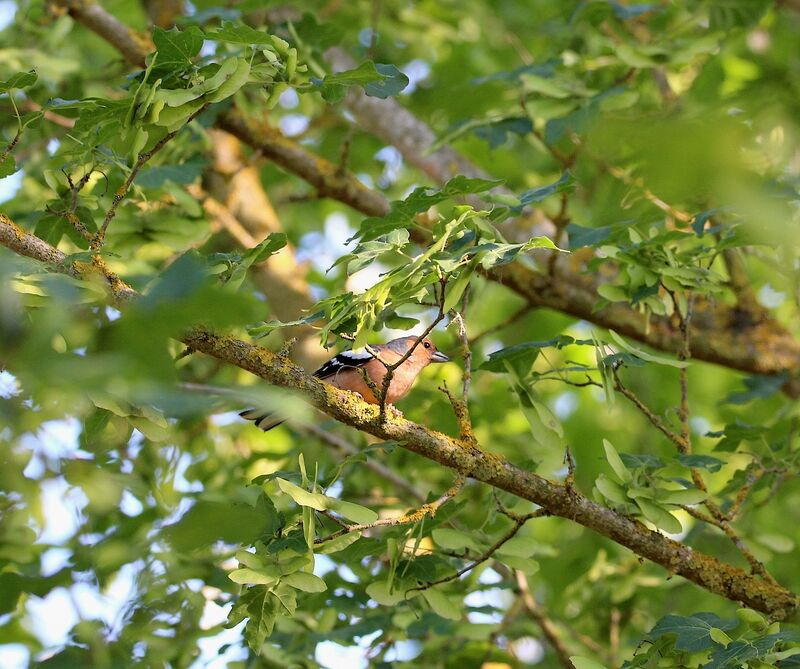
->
<box><xmin>52</xmin><ymin>0</ymin><xmax>151</xmax><ymax>68</ymax></box>
<box><xmin>315</xmin><ymin>475</ymin><xmax>464</xmax><ymax>543</ymax></box>
<box><xmin>1</xmin><ymin>214</ymin><xmax>797</xmax><ymax>618</ymax></box>
<box><xmin>516</xmin><ymin>571</ymin><xmax>576</xmax><ymax>669</ymax></box>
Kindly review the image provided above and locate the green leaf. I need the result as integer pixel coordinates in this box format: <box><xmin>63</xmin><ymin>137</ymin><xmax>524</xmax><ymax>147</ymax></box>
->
<box><xmin>207</xmin><ymin>58</ymin><xmax>251</xmax><ymax>102</ymax></box>
<box><xmin>354</xmin><ymin>176</ymin><xmax>502</xmax><ymax>242</ymax></box>
<box><xmin>648</xmin><ymin>613</ymin><xmax>738</xmax><ymax>652</ymax></box>
<box><xmin>505</xmin><ymin>363</ymin><xmax>565</xmax><ymax>451</ymax></box>
<box><xmin>494</xmin><ymin>554</ymin><xmax>539</xmax><ymax>573</ymax></box>
<box><xmin>226</xmin><ymin>233</ymin><xmax>288</xmax><ymax>291</ymax></box>
<box><xmin>677</xmin><ymin>454</ymin><xmax>725</xmax><ymax>472</ymax></box>
<box><xmin>608</xmin><ymin>330</ymin><xmax>689</xmax><ymax>368</ymax></box>
<box><xmin>326</xmin><ymin>499</ymin><xmax>378</xmax><ymax>524</ymax></box>
<box><xmin>0</xmin><ymin>70</ymin><xmax>37</xmax><ymax>91</ymax></box>
<box><xmin>0</xmin><ymin>155</ymin><xmax>16</xmax><ymax>179</ymax></box>
<box><xmin>240</xmin><ymin>587</ymin><xmax>280</xmax><ymax>651</ymax></box>
<box><xmin>658</xmin><ymin>488</ymin><xmax>707</xmax><ymax>506</ymax></box>
<box><xmin>634</xmin><ymin>498</ymin><xmax>682</xmax><ymax>534</ymax></box>
<box><xmin>473</xmin><ymin>116</ymin><xmax>533</xmax><ymax>149</ymax></box>
<box><xmin>229</xmin><ymin>568</ymin><xmax>278</xmax><ymax>586</ymax></box>
<box><xmin>603</xmin><ymin>439</ymin><xmax>632</xmax><ymax>484</ymax></box>
<box><xmin>443</xmin><ymin>258</ymin><xmax>478</xmax><ymax>311</ymax></box>
<box><xmin>722</xmin><ymin>373</ymin><xmax>787</xmax><ymax>405</ymax></box>
<box><xmin>128</xmin><ymin>416</ymin><xmax>170</xmax><ymax>441</ymax></box>
<box><xmin>364</xmin><ymin>63</ymin><xmax>410</xmax><ymax>98</ymax></box>
<box><xmin>708</xmin><ymin>627</ymin><xmax>732</xmax><ymax>647</ymax></box>
<box><xmin>709</xmin><ymin>0</ymin><xmax>770</xmax><ymax>30</ymax></box>
<box><xmin>366</xmin><ymin>580</ymin><xmax>406</xmax><ymax>606</ymax></box>
<box><xmin>152</xmin><ymin>26</ymin><xmax>204</xmax><ymax>70</ymax></box>
<box><xmin>431</xmin><ymin>528</ymin><xmax>482</xmax><ymax>552</ymax></box>
<box><xmin>478</xmin><ymin>336</ymin><xmax>575</xmax><ymax>374</ymax></box>
<box><xmin>137</xmin><ymin>160</ymin><xmax>204</xmax><ymax>188</ymax></box>
<box><xmin>595</xmin><ymin>474</ymin><xmax>628</xmax><ymax>505</ymax></box>
<box><xmin>571</xmin><ymin>657</ymin><xmax>609</xmax><ymax>669</ymax></box>
<box><xmin>313</xmin><ymin>61</ymin><xmax>409</xmax><ymax>103</ymax></box>
<box><xmin>494</xmin><ymin>534</ymin><xmax>537</xmax><ymax>557</ymax></box>
<box><xmin>597</xmin><ymin>283</ymin><xmax>628</xmax><ymax>302</ymax></box>
<box><xmin>422</xmin><ymin>588</ymin><xmax>461</xmax><ymax>620</ymax></box>
<box><xmin>567</xmin><ymin>223</ymin><xmax>613</xmax><ymax>248</ymax></box>
<box><xmin>162</xmin><ymin>496</ymin><xmax>278</xmax><ymax>551</ymax></box>
<box><xmin>207</xmin><ymin>21</ymin><xmax>276</xmax><ymax>45</ymax></box>
<box><xmin>277</xmin><ymin>478</ymin><xmax>327</xmax><ymax>510</ymax></box>
<box><xmin>316</xmin><ymin>531</ymin><xmax>362</xmax><ymax>554</ymax></box>
<box><xmin>517</xmin><ymin>171</ymin><xmax>575</xmax><ymax>207</ymax></box>
<box><xmin>282</xmin><ymin>572</ymin><xmax>327</xmax><ymax>593</ymax></box>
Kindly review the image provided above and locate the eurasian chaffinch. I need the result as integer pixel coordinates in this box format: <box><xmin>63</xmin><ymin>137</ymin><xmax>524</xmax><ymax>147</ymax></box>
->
<box><xmin>240</xmin><ymin>336</ymin><xmax>450</xmax><ymax>431</ymax></box>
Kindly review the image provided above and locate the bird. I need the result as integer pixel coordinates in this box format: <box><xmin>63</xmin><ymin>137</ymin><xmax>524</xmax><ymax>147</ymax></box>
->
<box><xmin>240</xmin><ymin>336</ymin><xmax>450</xmax><ymax>431</ymax></box>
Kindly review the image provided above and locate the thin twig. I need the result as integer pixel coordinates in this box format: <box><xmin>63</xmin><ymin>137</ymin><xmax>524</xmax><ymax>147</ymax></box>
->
<box><xmin>314</xmin><ymin>475</ymin><xmax>465</xmax><ymax>544</ymax></box>
<box><xmin>0</xmin><ymin>128</ymin><xmax>21</xmax><ymax>166</ymax></box>
<box><xmin>303</xmin><ymin>423</ymin><xmax>426</xmax><ymax>502</ymax></box>
<box><xmin>612</xmin><ymin>369</ymin><xmax>687</xmax><ymax>450</ymax></box>
<box><xmin>371</xmin><ymin>295</ymin><xmax>446</xmax><ymax>423</ymax></box>
<box><xmin>676</xmin><ymin>294</ymin><xmax>694</xmax><ymax>455</ymax></box>
<box><xmin>609</xmin><ymin>607</ymin><xmax>621</xmax><ymax>669</ymax></box>
<box><xmin>443</xmin><ymin>307</ymin><xmax>476</xmax><ymax>441</ymax></box>
<box><xmin>516</xmin><ymin>571</ymin><xmax>576</xmax><ymax>669</ymax></box>
<box><xmin>408</xmin><ymin>508</ymin><xmax>549</xmax><ymax>593</ymax></box>
<box><xmin>468</xmin><ymin>304</ymin><xmax>534</xmax><ymax>347</ymax></box>
<box><xmin>92</xmin><ymin>103</ymin><xmax>209</xmax><ymax>249</ymax></box>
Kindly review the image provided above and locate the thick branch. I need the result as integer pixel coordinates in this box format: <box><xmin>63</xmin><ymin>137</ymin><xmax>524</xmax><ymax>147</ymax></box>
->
<box><xmin>216</xmin><ymin>109</ymin><xmax>389</xmax><ymax>218</ymax></box>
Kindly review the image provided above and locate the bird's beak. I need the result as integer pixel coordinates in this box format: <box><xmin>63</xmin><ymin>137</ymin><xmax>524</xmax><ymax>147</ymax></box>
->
<box><xmin>431</xmin><ymin>351</ymin><xmax>450</xmax><ymax>363</ymax></box>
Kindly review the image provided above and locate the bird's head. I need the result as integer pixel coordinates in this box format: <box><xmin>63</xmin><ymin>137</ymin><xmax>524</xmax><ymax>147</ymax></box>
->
<box><xmin>387</xmin><ymin>336</ymin><xmax>450</xmax><ymax>366</ymax></box>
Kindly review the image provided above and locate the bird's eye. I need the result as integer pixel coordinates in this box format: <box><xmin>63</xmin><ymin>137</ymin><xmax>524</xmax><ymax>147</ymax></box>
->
<box><xmin>423</xmin><ymin>341</ymin><xmax>431</xmax><ymax>349</ymax></box>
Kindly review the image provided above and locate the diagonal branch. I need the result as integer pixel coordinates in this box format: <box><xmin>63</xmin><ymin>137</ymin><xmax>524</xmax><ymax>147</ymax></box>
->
<box><xmin>52</xmin><ymin>0</ymin><xmax>151</xmax><ymax>68</ymax></box>
<box><xmin>1</xmin><ymin>214</ymin><xmax>797</xmax><ymax>617</ymax></box>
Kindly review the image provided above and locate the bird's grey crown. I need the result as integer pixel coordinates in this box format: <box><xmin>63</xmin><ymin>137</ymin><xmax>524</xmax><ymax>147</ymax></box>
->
<box><xmin>385</xmin><ymin>337</ymin><xmax>415</xmax><ymax>354</ymax></box>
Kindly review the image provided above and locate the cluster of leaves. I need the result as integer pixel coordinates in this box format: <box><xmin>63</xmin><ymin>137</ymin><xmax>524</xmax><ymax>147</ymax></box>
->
<box><xmin>575</xmin><ymin>608</ymin><xmax>800</xmax><ymax>669</ymax></box>
<box><xmin>220</xmin><ymin>455</ymin><xmax>543</xmax><ymax>654</ymax></box>
<box><xmin>593</xmin><ymin>440</ymin><xmax>706</xmax><ymax>534</ymax></box>
<box><xmin>571</xmin><ymin>220</ymin><xmax>731</xmax><ymax>320</ymax></box>
<box><xmin>250</xmin><ymin>176</ymin><xmax>559</xmax><ymax>349</ymax></box>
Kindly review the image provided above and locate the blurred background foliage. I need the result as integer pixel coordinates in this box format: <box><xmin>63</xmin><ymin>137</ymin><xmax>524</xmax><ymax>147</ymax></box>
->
<box><xmin>1</xmin><ymin>0</ymin><xmax>800</xmax><ymax>667</ymax></box>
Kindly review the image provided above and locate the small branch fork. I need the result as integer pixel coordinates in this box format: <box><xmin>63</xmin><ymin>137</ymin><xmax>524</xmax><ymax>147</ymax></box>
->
<box><xmin>408</xmin><ymin>507</ymin><xmax>550</xmax><ymax>594</ymax></box>
<box><xmin>46</xmin><ymin>168</ymin><xmax>97</xmax><ymax>242</ymax></box>
<box><xmin>314</xmin><ymin>475</ymin><xmax>466</xmax><ymax>544</ymax></box>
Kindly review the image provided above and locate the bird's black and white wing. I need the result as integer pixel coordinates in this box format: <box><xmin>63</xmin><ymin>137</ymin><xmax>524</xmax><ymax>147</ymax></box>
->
<box><xmin>241</xmin><ymin>348</ymin><xmax>375</xmax><ymax>432</ymax></box>
<box><xmin>312</xmin><ymin>349</ymin><xmax>374</xmax><ymax>379</ymax></box>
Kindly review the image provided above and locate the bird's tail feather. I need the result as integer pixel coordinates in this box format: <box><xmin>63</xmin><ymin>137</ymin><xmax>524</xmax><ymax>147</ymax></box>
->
<box><xmin>239</xmin><ymin>409</ymin><xmax>286</xmax><ymax>432</ymax></box>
